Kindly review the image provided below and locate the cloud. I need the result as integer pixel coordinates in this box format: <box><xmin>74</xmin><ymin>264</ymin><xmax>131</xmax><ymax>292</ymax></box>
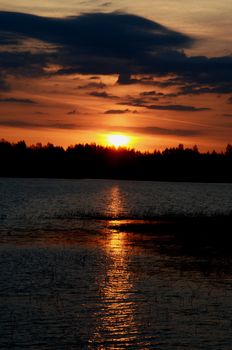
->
<box><xmin>0</xmin><ymin>117</ymin><xmax>201</xmax><ymax>137</ymax></box>
<box><xmin>0</xmin><ymin>119</ymin><xmax>78</xmax><ymax>130</ymax></box>
<box><xmin>0</xmin><ymin>11</ymin><xmax>231</xmax><ymax>94</ymax></box>
<box><xmin>89</xmin><ymin>76</ymin><xmax>101</xmax><ymax>80</ymax></box>
<box><xmin>0</xmin><ymin>11</ymin><xmax>191</xmax><ymax>54</ymax></box>
<box><xmin>228</xmin><ymin>97</ymin><xmax>232</xmax><ymax>104</ymax></box>
<box><xmin>34</xmin><ymin>111</ymin><xmax>48</xmax><ymax>115</ymax></box>
<box><xmin>90</xmin><ymin>91</ymin><xmax>117</xmax><ymax>98</ymax></box>
<box><xmin>67</xmin><ymin>109</ymin><xmax>77</xmax><ymax>115</ymax></box>
<box><xmin>159</xmin><ymin>81</ymin><xmax>232</xmax><ymax>97</ymax></box>
<box><xmin>0</xmin><ymin>11</ymin><xmax>192</xmax><ymax>77</ymax></box>
<box><xmin>114</xmin><ymin>125</ymin><xmax>201</xmax><ymax>137</ymax></box>
<box><xmin>144</xmin><ymin>104</ymin><xmax>210</xmax><ymax>112</ymax></box>
<box><xmin>120</xmin><ymin>98</ymin><xmax>210</xmax><ymax>112</ymax></box>
<box><xmin>140</xmin><ymin>91</ymin><xmax>164</xmax><ymax>97</ymax></box>
<box><xmin>119</xmin><ymin>97</ymin><xmax>148</xmax><ymax>106</ymax></box>
<box><xmin>78</xmin><ymin>82</ymin><xmax>106</xmax><ymax>89</ymax></box>
<box><xmin>0</xmin><ymin>77</ymin><xmax>10</xmax><ymax>91</ymax></box>
<box><xmin>223</xmin><ymin>114</ymin><xmax>232</xmax><ymax>118</ymax></box>
<box><xmin>0</xmin><ymin>97</ymin><xmax>37</xmax><ymax>104</ymax></box>
<box><xmin>117</xmin><ymin>73</ymin><xmax>142</xmax><ymax>85</ymax></box>
<box><xmin>116</xmin><ymin>54</ymin><xmax>232</xmax><ymax>94</ymax></box>
<box><xmin>104</xmin><ymin>109</ymin><xmax>138</xmax><ymax>114</ymax></box>
<box><xmin>0</xmin><ymin>50</ymin><xmax>52</xmax><ymax>79</ymax></box>
<box><xmin>0</xmin><ymin>33</ymin><xmax>21</xmax><ymax>46</ymax></box>
<box><xmin>101</xmin><ymin>2</ymin><xmax>112</xmax><ymax>7</ymax></box>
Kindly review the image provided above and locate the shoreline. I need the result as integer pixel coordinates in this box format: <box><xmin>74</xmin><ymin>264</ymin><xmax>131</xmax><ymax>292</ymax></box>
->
<box><xmin>109</xmin><ymin>215</ymin><xmax>232</xmax><ymax>256</ymax></box>
<box><xmin>1</xmin><ymin>175</ymin><xmax>232</xmax><ymax>184</ymax></box>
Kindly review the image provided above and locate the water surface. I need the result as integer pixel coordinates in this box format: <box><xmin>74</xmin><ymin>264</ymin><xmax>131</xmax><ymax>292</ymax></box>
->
<box><xmin>0</xmin><ymin>178</ymin><xmax>232</xmax><ymax>349</ymax></box>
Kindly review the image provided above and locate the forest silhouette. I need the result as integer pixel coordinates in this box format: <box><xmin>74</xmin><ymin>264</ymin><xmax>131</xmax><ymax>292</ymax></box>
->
<box><xmin>0</xmin><ymin>139</ymin><xmax>232</xmax><ymax>182</ymax></box>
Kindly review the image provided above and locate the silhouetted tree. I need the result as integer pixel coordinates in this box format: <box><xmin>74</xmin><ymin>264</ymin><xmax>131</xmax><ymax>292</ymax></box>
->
<box><xmin>0</xmin><ymin>140</ymin><xmax>231</xmax><ymax>182</ymax></box>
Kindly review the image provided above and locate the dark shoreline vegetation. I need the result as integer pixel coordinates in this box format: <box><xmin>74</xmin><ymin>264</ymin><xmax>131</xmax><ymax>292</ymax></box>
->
<box><xmin>110</xmin><ymin>214</ymin><xmax>232</xmax><ymax>257</ymax></box>
<box><xmin>0</xmin><ymin>139</ymin><xmax>232</xmax><ymax>182</ymax></box>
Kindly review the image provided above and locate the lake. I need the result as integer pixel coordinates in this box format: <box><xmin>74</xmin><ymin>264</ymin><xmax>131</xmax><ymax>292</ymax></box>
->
<box><xmin>0</xmin><ymin>178</ymin><xmax>232</xmax><ymax>349</ymax></box>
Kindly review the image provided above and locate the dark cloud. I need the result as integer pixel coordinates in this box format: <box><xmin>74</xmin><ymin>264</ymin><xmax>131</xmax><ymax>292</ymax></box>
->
<box><xmin>223</xmin><ymin>114</ymin><xmax>232</xmax><ymax>118</ymax></box>
<box><xmin>140</xmin><ymin>91</ymin><xmax>164</xmax><ymax>97</ymax></box>
<box><xmin>77</xmin><ymin>82</ymin><xmax>106</xmax><ymax>89</ymax></box>
<box><xmin>90</xmin><ymin>91</ymin><xmax>117</xmax><ymax>98</ymax></box>
<box><xmin>228</xmin><ymin>97</ymin><xmax>232</xmax><ymax>104</ymax></box>
<box><xmin>117</xmin><ymin>73</ymin><xmax>142</xmax><ymax>85</ymax></box>
<box><xmin>0</xmin><ymin>97</ymin><xmax>37</xmax><ymax>104</ymax></box>
<box><xmin>0</xmin><ymin>11</ymin><xmax>192</xmax><ymax>77</ymax></box>
<box><xmin>67</xmin><ymin>109</ymin><xmax>77</xmax><ymax>115</ymax></box>
<box><xmin>0</xmin><ymin>11</ymin><xmax>191</xmax><ymax>54</ymax></box>
<box><xmin>115</xmin><ymin>54</ymin><xmax>232</xmax><ymax>93</ymax></box>
<box><xmin>119</xmin><ymin>97</ymin><xmax>148</xmax><ymax>106</ymax></box>
<box><xmin>0</xmin><ymin>11</ymin><xmax>231</xmax><ymax>94</ymax></box>
<box><xmin>0</xmin><ymin>50</ymin><xmax>53</xmax><ymax>78</ymax></box>
<box><xmin>120</xmin><ymin>98</ymin><xmax>210</xmax><ymax>112</ymax></box>
<box><xmin>0</xmin><ymin>76</ymin><xmax>10</xmax><ymax>91</ymax></box>
<box><xmin>162</xmin><ymin>81</ymin><xmax>232</xmax><ymax>97</ymax></box>
<box><xmin>144</xmin><ymin>104</ymin><xmax>210</xmax><ymax>112</ymax></box>
<box><xmin>0</xmin><ymin>33</ymin><xmax>21</xmax><ymax>45</ymax></box>
<box><xmin>104</xmin><ymin>109</ymin><xmax>138</xmax><ymax>114</ymax></box>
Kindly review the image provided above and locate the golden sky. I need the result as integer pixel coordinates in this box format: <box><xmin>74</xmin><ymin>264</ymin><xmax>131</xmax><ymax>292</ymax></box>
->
<box><xmin>0</xmin><ymin>1</ymin><xmax>231</xmax><ymax>151</ymax></box>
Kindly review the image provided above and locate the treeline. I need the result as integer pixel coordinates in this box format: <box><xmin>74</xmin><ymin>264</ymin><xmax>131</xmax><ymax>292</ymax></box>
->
<box><xmin>0</xmin><ymin>139</ymin><xmax>232</xmax><ymax>182</ymax></box>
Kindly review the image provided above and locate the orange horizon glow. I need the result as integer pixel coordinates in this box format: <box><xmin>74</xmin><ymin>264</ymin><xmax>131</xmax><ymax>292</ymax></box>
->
<box><xmin>0</xmin><ymin>4</ymin><xmax>232</xmax><ymax>154</ymax></box>
<box><xmin>0</xmin><ymin>71</ymin><xmax>231</xmax><ymax>153</ymax></box>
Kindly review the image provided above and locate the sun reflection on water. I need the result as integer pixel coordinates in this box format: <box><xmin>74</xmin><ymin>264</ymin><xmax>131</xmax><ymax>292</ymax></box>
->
<box><xmin>90</xmin><ymin>187</ymin><xmax>140</xmax><ymax>348</ymax></box>
<box><xmin>91</xmin><ymin>229</ymin><xmax>138</xmax><ymax>348</ymax></box>
<box><xmin>107</xmin><ymin>185</ymin><xmax>123</xmax><ymax>218</ymax></box>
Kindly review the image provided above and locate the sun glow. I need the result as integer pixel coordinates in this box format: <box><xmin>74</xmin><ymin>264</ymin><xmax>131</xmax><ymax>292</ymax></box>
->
<box><xmin>108</xmin><ymin>134</ymin><xmax>130</xmax><ymax>148</ymax></box>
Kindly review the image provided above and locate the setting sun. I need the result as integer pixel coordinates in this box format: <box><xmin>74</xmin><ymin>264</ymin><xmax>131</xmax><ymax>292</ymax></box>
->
<box><xmin>108</xmin><ymin>134</ymin><xmax>130</xmax><ymax>148</ymax></box>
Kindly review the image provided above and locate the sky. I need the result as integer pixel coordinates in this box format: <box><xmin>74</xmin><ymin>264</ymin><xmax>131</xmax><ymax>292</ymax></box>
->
<box><xmin>0</xmin><ymin>0</ymin><xmax>231</xmax><ymax>151</ymax></box>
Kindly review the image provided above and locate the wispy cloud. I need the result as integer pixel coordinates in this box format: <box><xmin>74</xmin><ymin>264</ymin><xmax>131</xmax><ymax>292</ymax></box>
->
<box><xmin>90</xmin><ymin>91</ymin><xmax>117</xmax><ymax>99</ymax></box>
<box><xmin>78</xmin><ymin>82</ymin><xmax>106</xmax><ymax>89</ymax></box>
<box><xmin>144</xmin><ymin>104</ymin><xmax>210</xmax><ymax>112</ymax></box>
<box><xmin>0</xmin><ymin>97</ymin><xmax>37</xmax><ymax>104</ymax></box>
<box><xmin>67</xmin><ymin>109</ymin><xmax>77</xmax><ymax>115</ymax></box>
<box><xmin>120</xmin><ymin>99</ymin><xmax>210</xmax><ymax>112</ymax></box>
<box><xmin>111</xmin><ymin>125</ymin><xmax>202</xmax><ymax>137</ymax></box>
<box><xmin>140</xmin><ymin>90</ymin><xmax>164</xmax><ymax>97</ymax></box>
<box><xmin>0</xmin><ymin>119</ymin><xmax>78</xmax><ymax>130</ymax></box>
<box><xmin>104</xmin><ymin>109</ymin><xmax>138</xmax><ymax>114</ymax></box>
